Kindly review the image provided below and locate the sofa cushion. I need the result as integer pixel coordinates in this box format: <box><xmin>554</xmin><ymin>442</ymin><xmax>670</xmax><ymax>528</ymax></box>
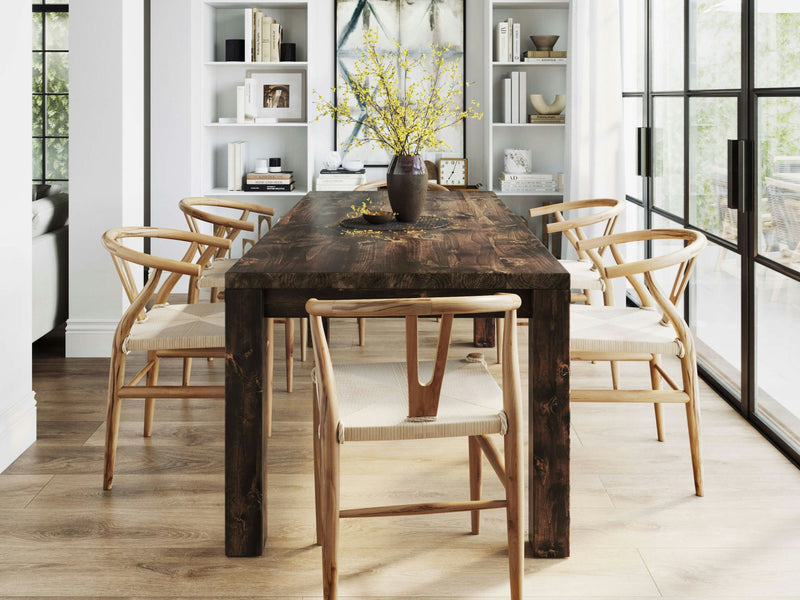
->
<box><xmin>32</xmin><ymin>193</ymin><xmax>69</xmax><ymax>237</ymax></box>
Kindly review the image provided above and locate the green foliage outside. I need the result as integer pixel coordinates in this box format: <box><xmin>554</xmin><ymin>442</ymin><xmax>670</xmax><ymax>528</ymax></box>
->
<box><xmin>32</xmin><ymin>9</ymin><xmax>69</xmax><ymax>186</ymax></box>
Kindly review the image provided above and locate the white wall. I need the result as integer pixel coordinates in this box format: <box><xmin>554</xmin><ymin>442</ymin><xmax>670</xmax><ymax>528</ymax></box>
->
<box><xmin>0</xmin><ymin>2</ymin><xmax>36</xmax><ymax>471</ymax></box>
<box><xmin>66</xmin><ymin>0</ymin><xmax>145</xmax><ymax>357</ymax></box>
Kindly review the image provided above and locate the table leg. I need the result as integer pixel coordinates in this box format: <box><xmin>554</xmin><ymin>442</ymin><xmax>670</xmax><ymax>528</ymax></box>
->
<box><xmin>528</xmin><ymin>288</ymin><xmax>570</xmax><ymax>558</ymax></box>
<box><xmin>225</xmin><ymin>288</ymin><xmax>268</xmax><ymax>556</ymax></box>
<box><xmin>472</xmin><ymin>317</ymin><xmax>495</xmax><ymax>348</ymax></box>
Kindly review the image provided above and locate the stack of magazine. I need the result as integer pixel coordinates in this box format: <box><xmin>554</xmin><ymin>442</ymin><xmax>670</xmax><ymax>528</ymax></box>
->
<box><xmin>499</xmin><ymin>172</ymin><xmax>558</xmax><ymax>193</ymax></box>
<box><xmin>315</xmin><ymin>168</ymin><xmax>367</xmax><ymax>191</ymax></box>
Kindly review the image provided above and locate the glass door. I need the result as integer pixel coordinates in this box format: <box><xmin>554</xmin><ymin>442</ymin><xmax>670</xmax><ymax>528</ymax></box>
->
<box><xmin>621</xmin><ymin>0</ymin><xmax>800</xmax><ymax>464</ymax></box>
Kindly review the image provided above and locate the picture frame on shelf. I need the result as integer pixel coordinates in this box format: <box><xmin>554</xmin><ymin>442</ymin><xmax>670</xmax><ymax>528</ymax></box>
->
<box><xmin>246</xmin><ymin>70</ymin><xmax>306</xmax><ymax>122</ymax></box>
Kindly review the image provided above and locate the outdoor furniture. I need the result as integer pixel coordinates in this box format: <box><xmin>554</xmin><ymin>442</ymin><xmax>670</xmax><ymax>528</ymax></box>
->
<box><xmin>100</xmin><ymin>226</ymin><xmax>230</xmax><ymax>490</ymax></box>
<box><xmin>307</xmin><ymin>294</ymin><xmax>523</xmax><ymax>600</ymax></box>
<box><xmin>223</xmin><ymin>190</ymin><xmax>570</xmax><ymax>558</ymax></box>
<box><xmin>570</xmin><ymin>228</ymin><xmax>708</xmax><ymax>495</ymax></box>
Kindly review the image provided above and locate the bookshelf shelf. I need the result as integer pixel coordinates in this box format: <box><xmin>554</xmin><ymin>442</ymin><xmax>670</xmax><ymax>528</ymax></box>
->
<box><xmin>486</xmin><ymin>0</ymin><xmax>569</xmax><ymax>225</ymax></box>
<box><xmin>199</xmin><ymin>1</ymin><xmax>313</xmax><ymax>220</ymax></box>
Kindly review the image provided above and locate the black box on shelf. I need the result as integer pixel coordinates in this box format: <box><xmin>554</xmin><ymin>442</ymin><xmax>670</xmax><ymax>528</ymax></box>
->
<box><xmin>225</xmin><ymin>39</ymin><xmax>245</xmax><ymax>62</ymax></box>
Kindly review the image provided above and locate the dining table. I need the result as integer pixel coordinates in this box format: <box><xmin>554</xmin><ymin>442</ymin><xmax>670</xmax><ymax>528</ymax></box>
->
<box><xmin>224</xmin><ymin>189</ymin><xmax>570</xmax><ymax>558</ymax></box>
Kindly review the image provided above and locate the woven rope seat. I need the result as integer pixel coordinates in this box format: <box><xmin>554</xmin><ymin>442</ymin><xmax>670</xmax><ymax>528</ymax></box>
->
<box><xmin>570</xmin><ymin>304</ymin><xmax>683</xmax><ymax>358</ymax></box>
<box><xmin>122</xmin><ymin>302</ymin><xmax>225</xmax><ymax>353</ymax></box>
<box><xmin>562</xmin><ymin>258</ymin><xmax>605</xmax><ymax>290</ymax></box>
<box><xmin>197</xmin><ymin>257</ymin><xmax>237</xmax><ymax>289</ymax></box>
<box><xmin>331</xmin><ymin>359</ymin><xmax>507</xmax><ymax>443</ymax></box>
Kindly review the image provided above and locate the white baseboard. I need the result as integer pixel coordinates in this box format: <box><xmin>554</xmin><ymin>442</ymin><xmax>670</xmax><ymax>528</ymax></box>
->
<box><xmin>0</xmin><ymin>391</ymin><xmax>36</xmax><ymax>474</ymax></box>
<box><xmin>65</xmin><ymin>318</ymin><xmax>118</xmax><ymax>358</ymax></box>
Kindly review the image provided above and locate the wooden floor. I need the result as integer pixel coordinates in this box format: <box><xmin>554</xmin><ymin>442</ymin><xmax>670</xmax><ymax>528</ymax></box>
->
<box><xmin>6</xmin><ymin>318</ymin><xmax>800</xmax><ymax>599</ymax></box>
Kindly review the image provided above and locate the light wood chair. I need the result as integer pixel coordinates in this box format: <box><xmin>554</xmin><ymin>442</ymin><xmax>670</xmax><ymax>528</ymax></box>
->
<box><xmin>100</xmin><ymin>227</ymin><xmax>231</xmax><ymax>490</ymax></box>
<box><xmin>306</xmin><ymin>294</ymin><xmax>524</xmax><ymax>600</ymax></box>
<box><xmin>570</xmin><ymin>228</ymin><xmax>708</xmax><ymax>496</ymax></box>
<box><xmin>353</xmin><ymin>180</ymin><xmax>450</xmax><ymax>191</ymax></box>
<box><xmin>179</xmin><ymin>197</ymin><xmax>303</xmax><ymax>430</ymax></box>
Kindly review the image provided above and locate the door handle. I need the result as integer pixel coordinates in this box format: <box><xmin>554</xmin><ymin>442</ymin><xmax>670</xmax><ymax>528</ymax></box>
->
<box><xmin>727</xmin><ymin>139</ymin><xmax>754</xmax><ymax>213</ymax></box>
<box><xmin>637</xmin><ymin>127</ymin><xmax>652</xmax><ymax>177</ymax></box>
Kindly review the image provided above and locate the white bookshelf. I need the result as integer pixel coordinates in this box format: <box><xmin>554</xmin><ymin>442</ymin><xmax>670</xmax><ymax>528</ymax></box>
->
<box><xmin>485</xmin><ymin>1</ymin><xmax>570</xmax><ymax>229</ymax></box>
<box><xmin>199</xmin><ymin>1</ymin><xmax>312</xmax><ymax>214</ymax></box>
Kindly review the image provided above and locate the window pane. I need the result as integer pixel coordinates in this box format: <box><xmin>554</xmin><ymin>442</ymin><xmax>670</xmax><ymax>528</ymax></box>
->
<box><xmin>621</xmin><ymin>0</ymin><xmax>645</xmax><ymax>93</ymax></box>
<box><xmin>45</xmin><ymin>137</ymin><xmax>68</xmax><ymax>180</ymax></box>
<box><xmin>624</xmin><ymin>96</ymin><xmax>643</xmax><ymax>200</ymax></box>
<box><xmin>756</xmin><ymin>1</ymin><xmax>800</xmax><ymax>89</ymax></box>
<box><xmin>758</xmin><ymin>97</ymin><xmax>800</xmax><ymax>272</ymax></box>
<box><xmin>653</xmin><ymin>97</ymin><xmax>684</xmax><ymax>217</ymax></box>
<box><xmin>755</xmin><ymin>265</ymin><xmax>800</xmax><ymax>451</ymax></box>
<box><xmin>652</xmin><ymin>0</ymin><xmax>684</xmax><ymax>91</ymax></box>
<box><xmin>32</xmin><ymin>13</ymin><xmax>42</xmax><ymax>51</ymax></box>
<box><xmin>32</xmin><ymin>95</ymin><xmax>43</xmax><ymax>136</ymax></box>
<box><xmin>33</xmin><ymin>138</ymin><xmax>43</xmax><ymax>181</ymax></box>
<box><xmin>32</xmin><ymin>52</ymin><xmax>43</xmax><ymax>93</ymax></box>
<box><xmin>45</xmin><ymin>12</ymin><xmax>68</xmax><ymax>51</ymax></box>
<box><xmin>46</xmin><ymin>94</ymin><xmax>69</xmax><ymax>136</ymax></box>
<box><xmin>689</xmin><ymin>0</ymin><xmax>741</xmax><ymax>90</ymax></box>
<box><xmin>694</xmin><ymin>238</ymin><xmax>742</xmax><ymax>396</ymax></box>
<box><xmin>688</xmin><ymin>97</ymin><xmax>738</xmax><ymax>238</ymax></box>
<box><xmin>45</xmin><ymin>52</ymin><xmax>68</xmax><ymax>93</ymax></box>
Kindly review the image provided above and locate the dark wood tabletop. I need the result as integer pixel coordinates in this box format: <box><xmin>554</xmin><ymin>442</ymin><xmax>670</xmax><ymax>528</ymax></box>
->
<box><xmin>224</xmin><ymin>190</ymin><xmax>571</xmax><ymax>558</ymax></box>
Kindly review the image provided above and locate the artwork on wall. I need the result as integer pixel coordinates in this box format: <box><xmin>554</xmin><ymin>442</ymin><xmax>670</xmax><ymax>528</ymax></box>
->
<box><xmin>335</xmin><ymin>0</ymin><xmax>465</xmax><ymax>166</ymax></box>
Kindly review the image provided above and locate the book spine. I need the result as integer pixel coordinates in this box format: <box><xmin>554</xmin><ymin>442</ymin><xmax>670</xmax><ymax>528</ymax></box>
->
<box><xmin>503</xmin><ymin>78</ymin><xmax>511</xmax><ymax>124</ymax></box>
<box><xmin>506</xmin><ymin>18</ymin><xmax>513</xmax><ymax>62</ymax></box>
<box><xmin>227</xmin><ymin>142</ymin><xmax>235</xmax><ymax>191</ymax></box>
<box><xmin>236</xmin><ymin>85</ymin><xmax>245</xmax><ymax>124</ymax></box>
<box><xmin>510</xmin><ymin>71</ymin><xmax>519</xmax><ymax>124</ymax></box>
<box><xmin>512</xmin><ymin>23</ymin><xmax>520</xmax><ymax>62</ymax></box>
<box><xmin>518</xmin><ymin>70</ymin><xmax>526</xmax><ymax>122</ymax></box>
<box><xmin>262</xmin><ymin>17</ymin><xmax>272</xmax><ymax>63</ymax></box>
<box><xmin>271</xmin><ymin>23</ymin><xmax>281</xmax><ymax>62</ymax></box>
<box><xmin>243</xmin><ymin>183</ymin><xmax>295</xmax><ymax>191</ymax></box>
<box><xmin>246</xmin><ymin>178</ymin><xmax>294</xmax><ymax>184</ymax></box>
<box><xmin>243</xmin><ymin>9</ymin><xmax>253</xmax><ymax>63</ymax></box>
<box><xmin>254</xmin><ymin>9</ymin><xmax>262</xmax><ymax>62</ymax></box>
<box><xmin>244</xmin><ymin>78</ymin><xmax>256</xmax><ymax>122</ymax></box>
<box><xmin>495</xmin><ymin>22</ymin><xmax>509</xmax><ymax>62</ymax></box>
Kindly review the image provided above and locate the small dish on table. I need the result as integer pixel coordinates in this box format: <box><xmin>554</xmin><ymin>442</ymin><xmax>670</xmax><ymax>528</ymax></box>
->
<box><xmin>362</xmin><ymin>211</ymin><xmax>394</xmax><ymax>224</ymax></box>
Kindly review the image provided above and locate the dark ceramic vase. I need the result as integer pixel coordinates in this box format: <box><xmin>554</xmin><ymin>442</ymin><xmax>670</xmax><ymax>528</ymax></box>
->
<box><xmin>386</xmin><ymin>154</ymin><xmax>427</xmax><ymax>222</ymax></box>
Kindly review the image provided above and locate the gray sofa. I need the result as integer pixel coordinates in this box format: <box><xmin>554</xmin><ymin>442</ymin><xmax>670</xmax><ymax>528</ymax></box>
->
<box><xmin>32</xmin><ymin>184</ymin><xmax>68</xmax><ymax>341</ymax></box>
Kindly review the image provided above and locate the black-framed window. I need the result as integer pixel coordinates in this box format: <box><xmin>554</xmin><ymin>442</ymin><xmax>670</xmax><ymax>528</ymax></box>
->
<box><xmin>33</xmin><ymin>0</ymin><xmax>69</xmax><ymax>190</ymax></box>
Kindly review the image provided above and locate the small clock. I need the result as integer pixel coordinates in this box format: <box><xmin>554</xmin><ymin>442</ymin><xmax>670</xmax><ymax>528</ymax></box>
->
<box><xmin>438</xmin><ymin>158</ymin><xmax>468</xmax><ymax>188</ymax></box>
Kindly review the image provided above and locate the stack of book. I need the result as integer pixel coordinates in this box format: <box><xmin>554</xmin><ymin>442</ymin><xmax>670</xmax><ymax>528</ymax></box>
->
<box><xmin>499</xmin><ymin>172</ymin><xmax>558</xmax><ymax>193</ymax></box>
<box><xmin>494</xmin><ymin>18</ymin><xmax>520</xmax><ymax>62</ymax></box>
<box><xmin>523</xmin><ymin>50</ymin><xmax>567</xmax><ymax>64</ymax></box>
<box><xmin>529</xmin><ymin>114</ymin><xmax>565</xmax><ymax>124</ymax></box>
<box><xmin>315</xmin><ymin>168</ymin><xmax>367</xmax><ymax>191</ymax></box>
<box><xmin>501</xmin><ymin>71</ymin><xmax>527</xmax><ymax>123</ymax></box>
<box><xmin>227</xmin><ymin>141</ymin><xmax>247</xmax><ymax>191</ymax></box>
<box><xmin>244</xmin><ymin>8</ymin><xmax>283</xmax><ymax>63</ymax></box>
<box><xmin>243</xmin><ymin>171</ymin><xmax>294</xmax><ymax>192</ymax></box>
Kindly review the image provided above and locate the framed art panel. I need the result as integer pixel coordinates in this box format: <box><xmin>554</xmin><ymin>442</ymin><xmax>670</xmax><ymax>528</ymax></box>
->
<box><xmin>246</xmin><ymin>70</ymin><xmax>306</xmax><ymax>122</ymax></box>
<box><xmin>334</xmin><ymin>0</ymin><xmax>465</xmax><ymax>166</ymax></box>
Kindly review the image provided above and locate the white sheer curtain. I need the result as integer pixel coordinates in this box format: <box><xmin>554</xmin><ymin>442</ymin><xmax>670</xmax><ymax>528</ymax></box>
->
<box><xmin>565</xmin><ymin>0</ymin><xmax>624</xmax><ymax>205</ymax></box>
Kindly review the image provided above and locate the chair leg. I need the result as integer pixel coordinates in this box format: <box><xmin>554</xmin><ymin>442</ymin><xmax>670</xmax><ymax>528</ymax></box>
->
<box><xmin>495</xmin><ymin>318</ymin><xmax>503</xmax><ymax>365</ymax></box>
<box><xmin>649</xmin><ymin>354</ymin><xmax>664</xmax><ymax>442</ymax></box>
<box><xmin>321</xmin><ymin>430</ymin><xmax>340</xmax><ymax>600</ymax></box>
<box><xmin>357</xmin><ymin>317</ymin><xmax>366</xmax><ymax>347</ymax></box>
<box><xmin>468</xmin><ymin>436</ymin><xmax>482</xmax><ymax>534</ymax></box>
<box><xmin>610</xmin><ymin>360</ymin><xmax>620</xmax><ymax>390</ymax></box>
<box><xmin>682</xmin><ymin>354</ymin><xmax>704</xmax><ymax>497</ymax></box>
<box><xmin>182</xmin><ymin>357</ymin><xmax>192</xmax><ymax>386</ymax></box>
<box><xmin>312</xmin><ymin>379</ymin><xmax>323</xmax><ymax>546</ymax></box>
<box><xmin>285</xmin><ymin>318</ymin><xmax>295</xmax><ymax>393</ymax></box>
<box><xmin>143</xmin><ymin>351</ymin><xmax>160</xmax><ymax>437</ymax></box>
<box><xmin>103</xmin><ymin>350</ymin><xmax>127</xmax><ymax>490</ymax></box>
<box><xmin>300</xmin><ymin>318</ymin><xmax>308</xmax><ymax>362</ymax></box>
<box><xmin>266</xmin><ymin>318</ymin><xmax>275</xmax><ymax>438</ymax></box>
<box><xmin>503</xmin><ymin>429</ymin><xmax>523</xmax><ymax>600</ymax></box>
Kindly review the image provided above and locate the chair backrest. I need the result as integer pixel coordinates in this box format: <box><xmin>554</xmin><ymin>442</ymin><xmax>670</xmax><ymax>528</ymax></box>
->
<box><xmin>178</xmin><ymin>197</ymin><xmax>275</xmax><ymax>260</ymax></box>
<box><xmin>306</xmin><ymin>294</ymin><xmax>522</xmax><ymax>421</ymax></box>
<box><xmin>765</xmin><ymin>177</ymin><xmax>800</xmax><ymax>254</ymax></box>
<box><xmin>578</xmin><ymin>228</ymin><xmax>707</xmax><ymax>332</ymax></box>
<box><xmin>529</xmin><ymin>198</ymin><xmax>624</xmax><ymax>259</ymax></box>
<box><xmin>354</xmin><ymin>180</ymin><xmax>450</xmax><ymax>191</ymax></box>
<box><xmin>101</xmin><ymin>227</ymin><xmax>231</xmax><ymax>331</ymax></box>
